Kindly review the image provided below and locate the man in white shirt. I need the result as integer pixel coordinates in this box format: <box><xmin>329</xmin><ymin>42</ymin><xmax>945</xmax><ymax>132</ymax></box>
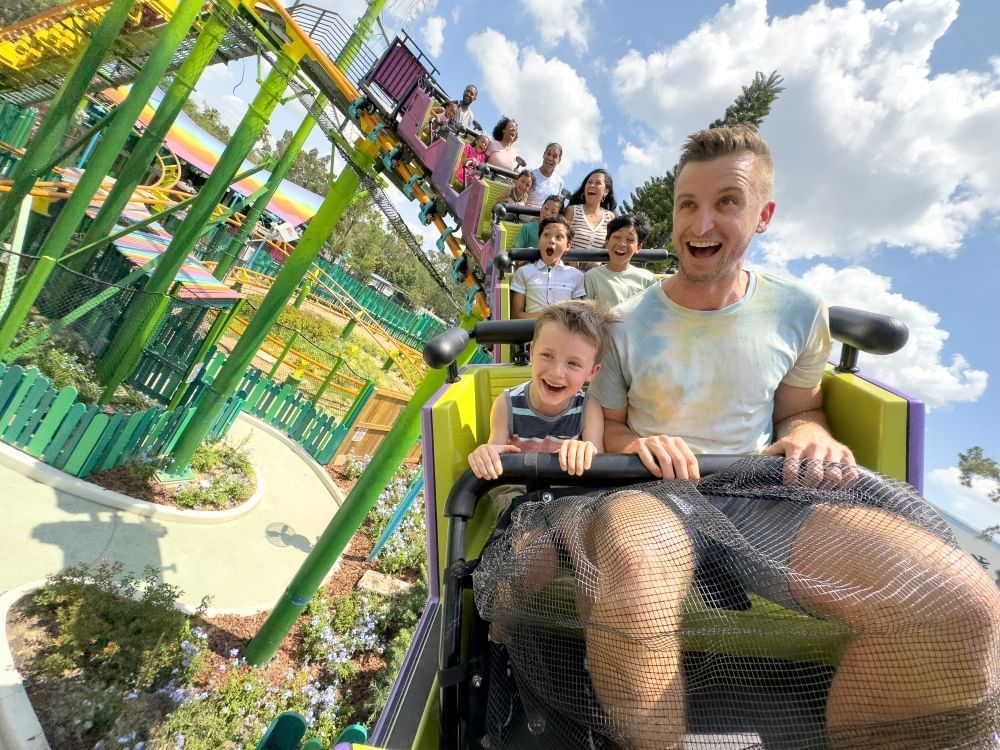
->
<box><xmin>457</xmin><ymin>84</ymin><xmax>477</xmax><ymax>131</ymax></box>
<box><xmin>529</xmin><ymin>142</ymin><xmax>565</xmax><ymax>206</ymax></box>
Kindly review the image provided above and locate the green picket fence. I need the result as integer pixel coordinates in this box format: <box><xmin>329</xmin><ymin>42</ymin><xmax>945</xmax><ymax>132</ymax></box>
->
<box><xmin>177</xmin><ymin>350</ymin><xmax>373</xmax><ymax>465</ymax></box>
<box><xmin>0</xmin><ymin>362</ymin><xmax>240</xmax><ymax>478</ymax></box>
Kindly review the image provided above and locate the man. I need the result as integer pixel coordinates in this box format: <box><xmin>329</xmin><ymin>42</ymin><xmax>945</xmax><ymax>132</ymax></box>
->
<box><xmin>529</xmin><ymin>142</ymin><xmax>565</xmax><ymax>206</ymax></box>
<box><xmin>578</xmin><ymin>125</ymin><xmax>1000</xmax><ymax>749</ymax></box>
<box><xmin>457</xmin><ymin>84</ymin><xmax>477</xmax><ymax>131</ymax></box>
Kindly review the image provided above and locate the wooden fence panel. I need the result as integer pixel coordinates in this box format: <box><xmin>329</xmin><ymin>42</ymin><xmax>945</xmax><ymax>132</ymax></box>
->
<box><xmin>41</xmin><ymin>401</ymin><xmax>87</xmax><ymax>464</ymax></box>
<box><xmin>0</xmin><ymin>366</ymin><xmax>38</xmax><ymax>429</ymax></box>
<box><xmin>24</xmin><ymin>387</ymin><xmax>78</xmax><ymax>456</ymax></box>
<box><xmin>79</xmin><ymin>411</ymin><xmax>126</xmax><ymax>477</ymax></box>
<box><xmin>12</xmin><ymin>386</ymin><xmax>55</xmax><ymax>447</ymax></box>
<box><xmin>95</xmin><ymin>409</ymin><xmax>149</xmax><ymax>473</ymax></box>
<box><xmin>52</xmin><ymin>404</ymin><xmax>99</xmax><ymax>472</ymax></box>
<box><xmin>333</xmin><ymin>389</ymin><xmax>410</xmax><ymax>462</ymax></box>
<box><xmin>63</xmin><ymin>411</ymin><xmax>111</xmax><ymax>476</ymax></box>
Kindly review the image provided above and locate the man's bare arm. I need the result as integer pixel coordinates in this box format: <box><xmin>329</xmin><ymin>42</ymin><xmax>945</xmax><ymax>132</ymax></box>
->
<box><xmin>764</xmin><ymin>382</ymin><xmax>856</xmax><ymax>484</ymax></box>
<box><xmin>603</xmin><ymin>406</ymin><xmax>698</xmax><ymax>480</ymax></box>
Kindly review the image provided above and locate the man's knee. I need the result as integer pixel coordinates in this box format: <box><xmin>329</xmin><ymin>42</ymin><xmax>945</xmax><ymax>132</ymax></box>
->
<box><xmin>586</xmin><ymin>489</ymin><xmax>695</xmax><ymax>578</ymax></box>
<box><xmin>793</xmin><ymin>505</ymin><xmax>1000</xmax><ymax>634</ymax></box>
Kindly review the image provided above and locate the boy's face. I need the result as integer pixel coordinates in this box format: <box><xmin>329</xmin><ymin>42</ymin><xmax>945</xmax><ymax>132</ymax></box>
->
<box><xmin>530</xmin><ymin>322</ymin><xmax>600</xmax><ymax>416</ymax></box>
<box><xmin>606</xmin><ymin>226</ymin><xmax>641</xmax><ymax>272</ymax></box>
<box><xmin>445</xmin><ymin>102</ymin><xmax>459</xmax><ymax>118</ymax></box>
<box><xmin>539</xmin><ymin>222</ymin><xmax>570</xmax><ymax>266</ymax></box>
<box><xmin>515</xmin><ymin>173</ymin><xmax>533</xmax><ymax>194</ymax></box>
<box><xmin>540</xmin><ymin>199</ymin><xmax>561</xmax><ymax>220</ymax></box>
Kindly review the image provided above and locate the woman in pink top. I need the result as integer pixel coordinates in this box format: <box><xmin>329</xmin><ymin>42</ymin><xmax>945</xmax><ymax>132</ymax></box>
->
<box><xmin>486</xmin><ymin>117</ymin><xmax>521</xmax><ymax>171</ymax></box>
<box><xmin>563</xmin><ymin>168</ymin><xmax>617</xmax><ymax>251</ymax></box>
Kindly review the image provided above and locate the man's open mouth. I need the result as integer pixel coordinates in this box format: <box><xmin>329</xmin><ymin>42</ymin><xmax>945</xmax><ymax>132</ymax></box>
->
<box><xmin>687</xmin><ymin>240</ymin><xmax>722</xmax><ymax>258</ymax></box>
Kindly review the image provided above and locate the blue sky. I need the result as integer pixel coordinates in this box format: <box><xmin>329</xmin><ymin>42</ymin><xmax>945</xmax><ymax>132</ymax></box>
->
<box><xmin>191</xmin><ymin>0</ymin><xmax>999</xmax><ymax>532</ymax></box>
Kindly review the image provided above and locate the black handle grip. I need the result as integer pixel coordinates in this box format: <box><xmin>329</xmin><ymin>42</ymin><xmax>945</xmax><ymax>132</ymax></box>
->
<box><xmin>444</xmin><ymin>453</ymin><xmax>743</xmax><ymax>518</ymax></box>
<box><xmin>829</xmin><ymin>306</ymin><xmax>908</xmax><ymax>355</ymax></box>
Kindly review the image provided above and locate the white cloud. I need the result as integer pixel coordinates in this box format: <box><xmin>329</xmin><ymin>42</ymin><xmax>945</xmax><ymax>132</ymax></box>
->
<box><xmin>465</xmin><ymin>29</ymin><xmax>602</xmax><ymax>173</ymax></box>
<box><xmin>190</xmin><ymin>62</ymin><xmax>251</xmax><ymax>132</ymax></box>
<box><xmin>611</xmin><ymin>0</ymin><xmax>1000</xmax><ymax>266</ymax></box>
<box><xmin>421</xmin><ymin>15</ymin><xmax>446</xmax><ymax>57</ymax></box>
<box><xmin>520</xmin><ymin>0</ymin><xmax>591</xmax><ymax>53</ymax></box>
<box><xmin>925</xmin><ymin>467</ymin><xmax>1000</xmax><ymax>533</ymax></box>
<box><xmin>796</xmin><ymin>264</ymin><xmax>987</xmax><ymax>410</ymax></box>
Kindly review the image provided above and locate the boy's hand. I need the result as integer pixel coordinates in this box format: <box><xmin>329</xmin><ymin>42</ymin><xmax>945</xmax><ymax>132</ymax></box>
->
<box><xmin>469</xmin><ymin>443</ymin><xmax>521</xmax><ymax>480</ymax></box>
<box><xmin>559</xmin><ymin>440</ymin><xmax>598</xmax><ymax>476</ymax></box>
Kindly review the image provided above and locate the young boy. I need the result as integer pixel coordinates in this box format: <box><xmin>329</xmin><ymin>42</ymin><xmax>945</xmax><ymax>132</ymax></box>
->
<box><xmin>510</xmin><ymin>216</ymin><xmax>585</xmax><ymax>319</ymax></box>
<box><xmin>584</xmin><ymin>213</ymin><xmax>657</xmax><ymax>309</ymax></box>
<box><xmin>513</xmin><ymin>194</ymin><xmax>563</xmax><ymax>248</ymax></box>
<box><xmin>468</xmin><ymin>300</ymin><xmax>611</xmax><ymax>481</ymax></box>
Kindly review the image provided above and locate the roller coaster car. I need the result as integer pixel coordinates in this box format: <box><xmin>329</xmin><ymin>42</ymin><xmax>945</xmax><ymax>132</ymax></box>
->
<box><xmin>357</xmin><ymin>307</ymin><xmax>922</xmax><ymax>750</ymax></box>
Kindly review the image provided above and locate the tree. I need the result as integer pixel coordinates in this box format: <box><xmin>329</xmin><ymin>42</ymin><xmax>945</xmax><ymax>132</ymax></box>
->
<box><xmin>622</xmin><ymin>71</ymin><xmax>785</xmax><ymax>249</ymax></box>
<box><xmin>256</xmin><ymin>129</ymin><xmax>334</xmax><ymax>195</ymax></box>
<box><xmin>0</xmin><ymin>0</ymin><xmax>63</xmax><ymax>27</ymax></box>
<box><xmin>181</xmin><ymin>99</ymin><xmax>231</xmax><ymax>143</ymax></box>
<box><xmin>957</xmin><ymin>446</ymin><xmax>1000</xmax><ymax>542</ymax></box>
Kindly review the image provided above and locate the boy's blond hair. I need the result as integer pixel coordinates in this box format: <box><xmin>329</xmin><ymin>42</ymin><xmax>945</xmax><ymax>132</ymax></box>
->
<box><xmin>677</xmin><ymin>124</ymin><xmax>774</xmax><ymax>200</ymax></box>
<box><xmin>533</xmin><ymin>300</ymin><xmax>616</xmax><ymax>361</ymax></box>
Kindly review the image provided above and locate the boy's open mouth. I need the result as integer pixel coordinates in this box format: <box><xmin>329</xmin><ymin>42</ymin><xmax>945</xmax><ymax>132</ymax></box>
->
<box><xmin>541</xmin><ymin>379</ymin><xmax>566</xmax><ymax>396</ymax></box>
<box><xmin>544</xmin><ymin>246</ymin><xmax>557</xmax><ymax>258</ymax></box>
<box><xmin>687</xmin><ymin>240</ymin><xmax>722</xmax><ymax>258</ymax></box>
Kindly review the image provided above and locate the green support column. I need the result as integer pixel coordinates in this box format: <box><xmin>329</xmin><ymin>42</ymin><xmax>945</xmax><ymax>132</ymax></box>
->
<box><xmin>0</xmin><ymin>0</ymin><xmax>133</xmax><ymax>241</ymax></box>
<box><xmin>339</xmin><ymin>318</ymin><xmax>357</xmax><ymax>340</ymax></box>
<box><xmin>244</xmin><ymin>341</ymin><xmax>477</xmax><ymax>666</ymax></box>
<box><xmin>96</xmin><ymin>49</ymin><xmax>303</xmax><ymax>401</ymax></box>
<box><xmin>312</xmin><ymin>355</ymin><xmax>343</xmax><ymax>405</ymax></box>
<box><xmin>267</xmin><ymin>330</ymin><xmax>299</xmax><ymax>379</ymax></box>
<box><xmin>0</xmin><ymin>0</ymin><xmax>205</xmax><ymax>356</ymax></box>
<box><xmin>66</xmin><ymin>5</ymin><xmax>232</xmax><ymax>275</ymax></box>
<box><xmin>212</xmin><ymin>100</ymin><xmax>324</xmax><ymax>283</ymax></box>
<box><xmin>166</xmin><ymin>159</ymin><xmax>365</xmax><ymax>474</ymax></box>
<box><xmin>293</xmin><ymin>277</ymin><xmax>313</xmax><ymax>309</ymax></box>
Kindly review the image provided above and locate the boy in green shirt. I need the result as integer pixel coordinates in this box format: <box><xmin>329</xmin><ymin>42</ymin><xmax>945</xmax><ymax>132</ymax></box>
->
<box><xmin>584</xmin><ymin>213</ymin><xmax>657</xmax><ymax>309</ymax></box>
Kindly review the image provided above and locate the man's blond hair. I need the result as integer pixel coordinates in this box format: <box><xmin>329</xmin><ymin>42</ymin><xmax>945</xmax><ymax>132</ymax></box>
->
<box><xmin>533</xmin><ymin>300</ymin><xmax>616</xmax><ymax>361</ymax></box>
<box><xmin>676</xmin><ymin>124</ymin><xmax>774</xmax><ymax>200</ymax></box>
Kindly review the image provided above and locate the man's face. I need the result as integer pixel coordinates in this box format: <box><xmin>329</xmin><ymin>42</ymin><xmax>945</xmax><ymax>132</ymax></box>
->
<box><xmin>462</xmin><ymin>86</ymin><xmax>477</xmax><ymax>106</ymax></box>
<box><xmin>539</xmin><ymin>222</ymin><xmax>570</xmax><ymax>266</ymax></box>
<box><xmin>671</xmin><ymin>152</ymin><xmax>775</xmax><ymax>286</ymax></box>
<box><xmin>606</xmin><ymin>226</ymin><xmax>640</xmax><ymax>272</ymax></box>
<box><xmin>541</xmin><ymin>145</ymin><xmax>562</xmax><ymax>171</ymax></box>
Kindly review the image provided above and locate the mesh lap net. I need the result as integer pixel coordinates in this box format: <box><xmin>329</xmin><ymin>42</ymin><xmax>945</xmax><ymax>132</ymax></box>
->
<box><xmin>470</xmin><ymin>457</ymin><xmax>1000</xmax><ymax>749</ymax></box>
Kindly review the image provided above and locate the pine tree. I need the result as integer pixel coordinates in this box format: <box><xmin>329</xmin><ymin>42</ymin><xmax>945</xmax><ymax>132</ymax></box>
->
<box><xmin>622</xmin><ymin>71</ymin><xmax>785</xmax><ymax>250</ymax></box>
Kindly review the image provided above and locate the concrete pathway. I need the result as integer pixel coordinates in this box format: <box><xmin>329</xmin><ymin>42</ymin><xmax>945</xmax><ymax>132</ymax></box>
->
<box><xmin>0</xmin><ymin>415</ymin><xmax>345</xmax><ymax>613</ymax></box>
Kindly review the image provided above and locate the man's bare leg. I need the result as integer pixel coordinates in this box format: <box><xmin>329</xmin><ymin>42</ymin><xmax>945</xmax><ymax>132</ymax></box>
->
<box><xmin>789</xmin><ymin>505</ymin><xmax>1000</xmax><ymax>747</ymax></box>
<box><xmin>579</xmin><ymin>490</ymin><xmax>695</xmax><ymax>750</ymax></box>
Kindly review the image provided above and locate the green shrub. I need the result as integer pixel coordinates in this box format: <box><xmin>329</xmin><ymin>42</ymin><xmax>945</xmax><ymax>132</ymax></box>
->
<box><xmin>173</xmin><ymin>439</ymin><xmax>254</xmax><ymax>509</ymax></box>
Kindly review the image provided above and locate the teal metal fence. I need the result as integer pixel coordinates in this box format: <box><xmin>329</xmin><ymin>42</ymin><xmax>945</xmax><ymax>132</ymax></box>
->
<box><xmin>237</xmin><ymin>246</ymin><xmax>448</xmax><ymax>349</ymax></box>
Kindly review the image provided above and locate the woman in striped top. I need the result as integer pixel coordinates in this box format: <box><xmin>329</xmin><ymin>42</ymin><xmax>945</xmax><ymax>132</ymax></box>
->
<box><xmin>563</xmin><ymin>168</ymin><xmax>618</xmax><ymax>251</ymax></box>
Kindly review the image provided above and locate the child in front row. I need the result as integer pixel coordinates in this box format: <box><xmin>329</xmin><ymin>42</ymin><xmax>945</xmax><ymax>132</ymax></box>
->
<box><xmin>510</xmin><ymin>216</ymin><xmax>585</xmax><ymax>319</ymax></box>
<box><xmin>468</xmin><ymin>300</ymin><xmax>611</xmax><ymax>481</ymax></box>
